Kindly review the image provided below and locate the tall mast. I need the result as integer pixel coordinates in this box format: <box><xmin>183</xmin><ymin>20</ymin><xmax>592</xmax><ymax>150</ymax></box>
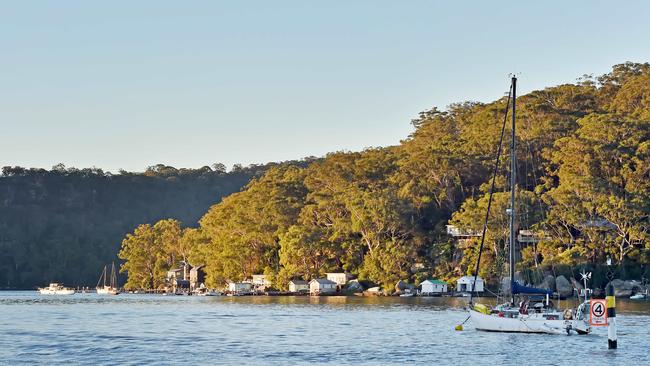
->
<box><xmin>509</xmin><ymin>76</ymin><xmax>517</xmax><ymax>305</ymax></box>
<box><xmin>111</xmin><ymin>263</ymin><xmax>116</xmax><ymax>288</ymax></box>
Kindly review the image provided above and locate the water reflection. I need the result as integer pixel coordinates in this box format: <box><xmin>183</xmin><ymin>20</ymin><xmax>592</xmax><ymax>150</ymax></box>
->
<box><xmin>1</xmin><ymin>291</ymin><xmax>649</xmax><ymax>365</ymax></box>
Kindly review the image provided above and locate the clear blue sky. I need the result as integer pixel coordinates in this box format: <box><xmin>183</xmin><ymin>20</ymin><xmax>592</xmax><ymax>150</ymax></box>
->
<box><xmin>2</xmin><ymin>1</ymin><xmax>649</xmax><ymax>172</ymax></box>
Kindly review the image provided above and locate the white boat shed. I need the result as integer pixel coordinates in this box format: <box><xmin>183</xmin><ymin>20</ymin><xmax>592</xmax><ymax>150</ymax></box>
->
<box><xmin>309</xmin><ymin>279</ymin><xmax>337</xmax><ymax>295</ymax></box>
<box><xmin>456</xmin><ymin>276</ymin><xmax>484</xmax><ymax>293</ymax></box>
<box><xmin>420</xmin><ymin>279</ymin><xmax>448</xmax><ymax>294</ymax></box>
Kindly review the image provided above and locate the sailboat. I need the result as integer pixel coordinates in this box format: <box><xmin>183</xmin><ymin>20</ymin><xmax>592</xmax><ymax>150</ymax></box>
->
<box><xmin>96</xmin><ymin>263</ymin><xmax>120</xmax><ymax>295</ymax></box>
<box><xmin>466</xmin><ymin>76</ymin><xmax>591</xmax><ymax>335</ymax></box>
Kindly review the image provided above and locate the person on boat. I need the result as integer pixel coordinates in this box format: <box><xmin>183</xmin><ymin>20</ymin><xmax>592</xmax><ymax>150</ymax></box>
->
<box><xmin>518</xmin><ymin>297</ymin><xmax>529</xmax><ymax>315</ymax></box>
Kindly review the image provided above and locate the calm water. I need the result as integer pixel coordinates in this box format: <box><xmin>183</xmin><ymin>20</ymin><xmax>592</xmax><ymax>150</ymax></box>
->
<box><xmin>1</xmin><ymin>292</ymin><xmax>649</xmax><ymax>365</ymax></box>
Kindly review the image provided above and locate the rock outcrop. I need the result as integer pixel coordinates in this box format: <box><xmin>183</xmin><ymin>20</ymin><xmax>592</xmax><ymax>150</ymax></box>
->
<box><xmin>345</xmin><ymin>280</ymin><xmax>364</xmax><ymax>293</ymax></box>
<box><xmin>609</xmin><ymin>279</ymin><xmax>641</xmax><ymax>297</ymax></box>
<box><xmin>570</xmin><ymin>277</ymin><xmax>584</xmax><ymax>292</ymax></box>
<box><xmin>555</xmin><ymin>275</ymin><xmax>573</xmax><ymax>297</ymax></box>
<box><xmin>539</xmin><ymin>275</ymin><xmax>556</xmax><ymax>292</ymax></box>
<box><xmin>395</xmin><ymin>280</ymin><xmax>414</xmax><ymax>294</ymax></box>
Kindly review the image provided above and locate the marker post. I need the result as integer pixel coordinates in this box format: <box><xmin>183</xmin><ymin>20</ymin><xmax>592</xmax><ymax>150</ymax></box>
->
<box><xmin>606</xmin><ymin>282</ymin><xmax>617</xmax><ymax>349</ymax></box>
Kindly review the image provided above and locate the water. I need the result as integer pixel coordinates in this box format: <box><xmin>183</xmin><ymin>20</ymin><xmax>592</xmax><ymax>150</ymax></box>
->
<box><xmin>1</xmin><ymin>292</ymin><xmax>649</xmax><ymax>365</ymax></box>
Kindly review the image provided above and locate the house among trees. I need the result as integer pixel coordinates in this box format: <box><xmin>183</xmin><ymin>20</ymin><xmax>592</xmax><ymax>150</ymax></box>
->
<box><xmin>252</xmin><ymin>274</ymin><xmax>272</xmax><ymax>291</ymax></box>
<box><xmin>167</xmin><ymin>262</ymin><xmax>192</xmax><ymax>293</ymax></box>
<box><xmin>420</xmin><ymin>279</ymin><xmax>448</xmax><ymax>295</ymax></box>
<box><xmin>189</xmin><ymin>265</ymin><xmax>206</xmax><ymax>291</ymax></box>
<box><xmin>167</xmin><ymin>267</ymin><xmax>190</xmax><ymax>293</ymax></box>
<box><xmin>446</xmin><ymin>225</ymin><xmax>481</xmax><ymax>249</ymax></box>
<box><xmin>289</xmin><ymin>280</ymin><xmax>309</xmax><ymax>293</ymax></box>
<box><xmin>326</xmin><ymin>273</ymin><xmax>353</xmax><ymax>288</ymax></box>
<box><xmin>456</xmin><ymin>276</ymin><xmax>484</xmax><ymax>293</ymax></box>
<box><xmin>309</xmin><ymin>279</ymin><xmax>337</xmax><ymax>295</ymax></box>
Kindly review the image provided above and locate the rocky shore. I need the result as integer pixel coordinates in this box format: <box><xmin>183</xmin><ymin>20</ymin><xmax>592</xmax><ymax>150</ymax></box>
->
<box><xmin>501</xmin><ymin>273</ymin><xmax>647</xmax><ymax>298</ymax></box>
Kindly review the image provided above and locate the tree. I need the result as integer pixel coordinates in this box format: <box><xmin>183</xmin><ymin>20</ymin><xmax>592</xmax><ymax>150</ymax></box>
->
<box><xmin>198</xmin><ymin>166</ymin><xmax>308</xmax><ymax>287</ymax></box>
<box><xmin>118</xmin><ymin>224</ymin><xmax>161</xmax><ymax>290</ymax></box>
<box><xmin>545</xmin><ymin>113</ymin><xmax>650</xmax><ymax>263</ymax></box>
<box><xmin>450</xmin><ymin>190</ymin><xmax>541</xmax><ymax>281</ymax></box>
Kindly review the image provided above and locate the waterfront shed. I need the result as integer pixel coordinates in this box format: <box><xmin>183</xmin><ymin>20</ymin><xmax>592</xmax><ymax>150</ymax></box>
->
<box><xmin>228</xmin><ymin>282</ymin><xmax>253</xmax><ymax>294</ymax></box>
<box><xmin>309</xmin><ymin>279</ymin><xmax>337</xmax><ymax>295</ymax></box>
<box><xmin>456</xmin><ymin>276</ymin><xmax>484</xmax><ymax>293</ymax></box>
<box><xmin>420</xmin><ymin>279</ymin><xmax>448</xmax><ymax>295</ymax></box>
<box><xmin>190</xmin><ymin>265</ymin><xmax>206</xmax><ymax>291</ymax></box>
<box><xmin>289</xmin><ymin>280</ymin><xmax>309</xmax><ymax>293</ymax></box>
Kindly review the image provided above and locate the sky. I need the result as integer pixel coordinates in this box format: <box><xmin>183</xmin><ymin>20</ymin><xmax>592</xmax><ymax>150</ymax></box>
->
<box><xmin>1</xmin><ymin>1</ymin><xmax>649</xmax><ymax>173</ymax></box>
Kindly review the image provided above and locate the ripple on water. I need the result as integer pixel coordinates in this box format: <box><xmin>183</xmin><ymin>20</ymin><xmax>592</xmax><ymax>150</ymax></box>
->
<box><xmin>1</xmin><ymin>292</ymin><xmax>649</xmax><ymax>365</ymax></box>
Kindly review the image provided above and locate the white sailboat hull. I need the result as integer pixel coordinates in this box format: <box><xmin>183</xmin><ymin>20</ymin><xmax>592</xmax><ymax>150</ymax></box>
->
<box><xmin>96</xmin><ymin>286</ymin><xmax>120</xmax><ymax>295</ymax></box>
<box><xmin>469</xmin><ymin>310</ymin><xmax>590</xmax><ymax>335</ymax></box>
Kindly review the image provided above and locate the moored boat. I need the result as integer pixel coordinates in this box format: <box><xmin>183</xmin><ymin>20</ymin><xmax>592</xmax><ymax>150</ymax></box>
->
<box><xmin>463</xmin><ymin>76</ymin><xmax>591</xmax><ymax>336</ymax></box>
<box><xmin>96</xmin><ymin>262</ymin><xmax>120</xmax><ymax>295</ymax></box>
<box><xmin>38</xmin><ymin>283</ymin><xmax>75</xmax><ymax>295</ymax></box>
<box><xmin>194</xmin><ymin>287</ymin><xmax>221</xmax><ymax>296</ymax></box>
<box><xmin>469</xmin><ymin>299</ymin><xmax>591</xmax><ymax>335</ymax></box>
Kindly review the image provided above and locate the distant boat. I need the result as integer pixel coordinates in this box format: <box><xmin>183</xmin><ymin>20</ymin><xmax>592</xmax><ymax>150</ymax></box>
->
<box><xmin>399</xmin><ymin>289</ymin><xmax>415</xmax><ymax>297</ymax></box>
<box><xmin>96</xmin><ymin>263</ymin><xmax>120</xmax><ymax>295</ymax></box>
<box><xmin>38</xmin><ymin>283</ymin><xmax>75</xmax><ymax>295</ymax></box>
<box><xmin>631</xmin><ymin>290</ymin><xmax>647</xmax><ymax>300</ymax></box>
<box><xmin>193</xmin><ymin>285</ymin><xmax>220</xmax><ymax>296</ymax></box>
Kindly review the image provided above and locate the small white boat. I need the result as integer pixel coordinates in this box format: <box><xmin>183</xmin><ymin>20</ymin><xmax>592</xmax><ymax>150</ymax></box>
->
<box><xmin>630</xmin><ymin>293</ymin><xmax>646</xmax><ymax>300</ymax></box>
<box><xmin>38</xmin><ymin>283</ymin><xmax>75</xmax><ymax>295</ymax></box>
<box><xmin>193</xmin><ymin>285</ymin><xmax>220</xmax><ymax>296</ymax></box>
<box><xmin>195</xmin><ymin>289</ymin><xmax>221</xmax><ymax>296</ymax></box>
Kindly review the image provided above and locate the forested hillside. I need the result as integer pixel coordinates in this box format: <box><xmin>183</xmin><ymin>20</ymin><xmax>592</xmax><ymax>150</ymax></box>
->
<box><xmin>0</xmin><ymin>162</ymin><xmax>313</xmax><ymax>288</ymax></box>
<box><xmin>119</xmin><ymin>62</ymin><xmax>650</xmax><ymax>292</ymax></box>
<box><xmin>6</xmin><ymin>62</ymin><xmax>649</xmax><ymax>291</ymax></box>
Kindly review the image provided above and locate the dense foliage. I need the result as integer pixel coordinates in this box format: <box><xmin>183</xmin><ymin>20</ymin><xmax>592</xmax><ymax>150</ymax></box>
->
<box><xmin>35</xmin><ymin>63</ymin><xmax>650</xmax><ymax>291</ymax></box>
<box><xmin>0</xmin><ymin>162</ymin><xmax>305</xmax><ymax>288</ymax></box>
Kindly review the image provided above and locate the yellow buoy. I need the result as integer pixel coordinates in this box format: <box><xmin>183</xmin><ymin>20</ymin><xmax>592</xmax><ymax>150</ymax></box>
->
<box><xmin>455</xmin><ymin>324</ymin><xmax>463</xmax><ymax>331</ymax></box>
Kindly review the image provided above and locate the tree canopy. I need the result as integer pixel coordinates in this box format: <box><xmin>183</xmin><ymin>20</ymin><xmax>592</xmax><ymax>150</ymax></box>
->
<box><xmin>9</xmin><ymin>62</ymin><xmax>650</xmax><ymax>290</ymax></box>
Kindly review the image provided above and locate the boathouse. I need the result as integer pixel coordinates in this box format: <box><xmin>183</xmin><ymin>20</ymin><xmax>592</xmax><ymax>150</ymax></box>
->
<box><xmin>456</xmin><ymin>276</ymin><xmax>484</xmax><ymax>293</ymax></box>
<box><xmin>189</xmin><ymin>265</ymin><xmax>206</xmax><ymax>291</ymax></box>
<box><xmin>167</xmin><ymin>264</ymin><xmax>192</xmax><ymax>293</ymax></box>
<box><xmin>228</xmin><ymin>281</ymin><xmax>253</xmax><ymax>294</ymax></box>
<box><xmin>420</xmin><ymin>279</ymin><xmax>448</xmax><ymax>295</ymax></box>
<box><xmin>289</xmin><ymin>280</ymin><xmax>309</xmax><ymax>293</ymax></box>
<box><xmin>309</xmin><ymin>279</ymin><xmax>337</xmax><ymax>295</ymax></box>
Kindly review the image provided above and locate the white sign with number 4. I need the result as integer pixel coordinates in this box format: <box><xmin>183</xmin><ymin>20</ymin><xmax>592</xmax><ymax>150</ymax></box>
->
<box><xmin>590</xmin><ymin>299</ymin><xmax>608</xmax><ymax>326</ymax></box>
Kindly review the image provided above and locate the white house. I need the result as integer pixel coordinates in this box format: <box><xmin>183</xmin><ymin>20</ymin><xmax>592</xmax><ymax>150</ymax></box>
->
<box><xmin>326</xmin><ymin>273</ymin><xmax>352</xmax><ymax>286</ymax></box>
<box><xmin>420</xmin><ymin>279</ymin><xmax>448</xmax><ymax>295</ymax></box>
<box><xmin>309</xmin><ymin>279</ymin><xmax>337</xmax><ymax>295</ymax></box>
<box><xmin>289</xmin><ymin>280</ymin><xmax>309</xmax><ymax>293</ymax></box>
<box><xmin>228</xmin><ymin>282</ymin><xmax>253</xmax><ymax>294</ymax></box>
<box><xmin>252</xmin><ymin>274</ymin><xmax>272</xmax><ymax>288</ymax></box>
<box><xmin>456</xmin><ymin>276</ymin><xmax>484</xmax><ymax>293</ymax></box>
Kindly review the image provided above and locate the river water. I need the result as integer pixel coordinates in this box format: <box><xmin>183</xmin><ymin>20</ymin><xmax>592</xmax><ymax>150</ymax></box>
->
<box><xmin>1</xmin><ymin>292</ymin><xmax>648</xmax><ymax>365</ymax></box>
